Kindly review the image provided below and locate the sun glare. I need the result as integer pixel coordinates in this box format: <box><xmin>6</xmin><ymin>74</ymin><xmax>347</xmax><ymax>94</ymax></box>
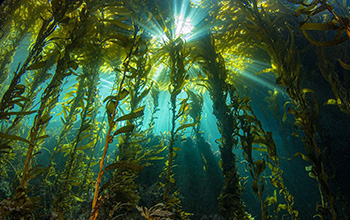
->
<box><xmin>147</xmin><ymin>0</ymin><xmax>208</xmax><ymax>44</ymax></box>
<box><xmin>175</xmin><ymin>14</ymin><xmax>193</xmax><ymax>40</ymax></box>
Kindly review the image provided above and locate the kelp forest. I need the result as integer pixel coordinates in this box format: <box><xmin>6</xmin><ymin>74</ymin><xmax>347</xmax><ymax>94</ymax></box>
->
<box><xmin>0</xmin><ymin>0</ymin><xmax>350</xmax><ymax>219</ymax></box>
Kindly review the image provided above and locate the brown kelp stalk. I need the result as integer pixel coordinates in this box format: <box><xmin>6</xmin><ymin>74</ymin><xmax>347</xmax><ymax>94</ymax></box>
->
<box><xmin>99</xmin><ymin>45</ymin><xmax>152</xmax><ymax>217</ymax></box>
<box><xmin>90</xmin><ymin>28</ymin><xmax>139</xmax><ymax>220</ymax></box>
<box><xmin>119</xmin><ymin>50</ymin><xmax>151</xmax><ymax>161</ymax></box>
<box><xmin>147</xmin><ymin>86</ymin><xmax>160</xmax><ymax>133</ymax></box>
<box><xmin>79</xmin><ymin>62</ymin><xmax>102</xmax><ymax>196</ymax></box>
<box><xmin>163</xmin><ymin>37</ymin><xmax>188</xmax><ymax>203</ymax></box>
<box><xmin>194</xmin><ymin>34</ymin><xmax>251</xmax><ymax>219</ymax></box>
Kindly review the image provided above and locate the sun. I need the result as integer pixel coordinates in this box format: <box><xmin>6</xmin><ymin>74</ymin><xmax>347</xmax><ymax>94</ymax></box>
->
<box><xmin>175</xmin><ymin>14</ymin><xmax>193</xmax><ymax>40</ymax></box>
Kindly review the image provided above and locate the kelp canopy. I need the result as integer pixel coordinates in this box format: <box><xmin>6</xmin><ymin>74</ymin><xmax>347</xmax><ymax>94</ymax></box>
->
<box><xmin>0</xmin><ymin>0</ymin><xmax>350</xmax><ymax>219</ymax></box>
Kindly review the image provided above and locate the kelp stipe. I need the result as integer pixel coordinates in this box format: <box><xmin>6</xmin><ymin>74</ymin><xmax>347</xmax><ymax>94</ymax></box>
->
<box><xmin>96</xmin><ymin>36</ymin><xmax>156</xmax><ymax>219</ymax></box>
<box><xmin>157</xmin><ymin>31</ymin><xmax>194</xmax><ymax>220</ymax></box>
<box><xmin>90</xmin><ymin>27</ymin><xmax>139</xmax><ymax>220</ymax></box>
<box><xmin>193</xmin><ymin>34</ymin><xmax>252</xmax><ymax>219</ymax></box>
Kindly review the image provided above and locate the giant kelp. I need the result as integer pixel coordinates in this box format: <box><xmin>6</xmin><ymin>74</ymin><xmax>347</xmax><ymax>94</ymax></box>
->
<box><xmin>0</xmin><ymin>0</ymin><xmax>349</xmax><ymax>219</ymax></box>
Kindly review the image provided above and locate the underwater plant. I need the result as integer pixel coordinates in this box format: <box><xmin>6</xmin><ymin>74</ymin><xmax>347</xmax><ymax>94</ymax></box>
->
<box><xmin>193</xmin><ymin>34</ymin><xmax>252</xmax><ymax>219</ymax></box>
<box><xmin>229</xmin><ymin>0</ymin><xmax>340</xmax><ymax>218</ymax></box>
<box><xmin>288</xmin><ymin>0</ymin><xmax>350</xmax><ymax>46</ymax></box>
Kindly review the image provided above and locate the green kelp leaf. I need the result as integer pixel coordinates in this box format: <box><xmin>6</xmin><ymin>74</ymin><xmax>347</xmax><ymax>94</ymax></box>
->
<box><xmin>27</xmin><ymin>61</ymin><xmax>47</xmax><ymax>70</ymax></box>
<box><xmin>154</xmin><ymin>145</ymin><xmax>167</xmax><ymax>154</ymax></box>
<box><xmin>177</xmin><ymin>102</ymin><xmax>189</xmax><ymax>117</ymax></box>
<box><xmin>134</xmin><ymin>44</ymin><xmax>148</xmax><ymax>57</ymax></box>
<box><xmin>169</xmin><ymin>176</ymin><xmax>175</xmax><ymax>184</ymax></box>
<box><xmin>103</xmin><ymin>89</ymin><xmax>129</xmax><ymax>104</ymax></box>
<box><xmin>74</xmin><ymin>196</ymin><xmax>84</xmax><ymax>202</ymax></box>
<box><xmin>148</xmin><ymin>156</ymin><xmax>164</xmax><ymax>160</ymax></box>
<box><xmin>253</xmin><ymin>147</ymin><xmax>268</xmax><ymax>152</ymax></box>
<box><xmin>35</xmin><ymin>135</ymin><xmax>50</xmax><ymax>141</ymax></box>
<box><xmin>197</xmin><ymin>83</ymin><xmax>211</xmax><ymax>92</ymax></box>
<box><xmin>315</xmin><ymin>204</ymin><xmax>331</xmax><ymax>217</ymax></box>
<box><xmin>80</xmin><ymin>123</ymin><xmax>92</xmax><ymax>131</ymax></box>
<box><xmin>294</xmin><ymin>2</ymin><xmax>325</xmax><ymax>17</ymax></box>
<box><xmin>254</xmin><ymin>160</ymin><xmax>266</xmax><ymax>178</ymax></box>
<box><xmin>134</xmin><ymin>87</ymin><xmax>151</xmax><ymax>107</ymax></box>
<box><xmin>113</xmin><ymin>124</ymin><xmax>135</xmax><ymax>136</ymax></box>
<box><xmin>338</xmin><ymin>59</ymin><xmax>350</xmax><ymax>70</ymax></box>
<box><xmin>77</xmin><ymin>142</ymin><xmax>95</xmax><ymax>151</ymax></box>
<box><xmin>104</xmin><ymin>162</ymin><xmax>119</xmax><ymax>172</ymax></box>
<box><xmin>28</xmin><ymin>165</ymin><xmax>48</xmax><ymax>179</ymax></box>
<box><xmin>60</xmin><ymin>117</ymin><xmax>66</xmax><ymax>124</ymax></box>
<box><xmin>300</xmin><ymin>88</ymin><xmax>314</xmax><ymax>95</ymax></box>
<box><xmin>172</xmin><ymin>151</ymin><xmax>178</xmax><ymax>158</ymax></box>
<box><xmin>300</xmin><ymin>22</ymin><xmax>338</xmax><ymax>31</ymax></box>
<box><xmin>2</xmin><ymin>110</ymin><xmax>37</xmax><ymax>117</ymax></box>
<box><xmin>283</xmin><ymin>101</ymin><xmax>292</xmax><ymax>121</ymax></box>
<box><xmin>118</xmin><ymin>89</ymin><xmax>129</xmax><ymax>100</ymax></box>
<box><xmin>175</xmin><ymin>122</ymin><xmax>196</xmax><ymax>133</ymax></box>
<box><xmin>270</xmin><ymin>176</ymin><xmax>282</xmax><ymax>188</ymax></box>
<box><xmin>0</xmin><ymin>132</ymin><xmax>31</xmax><ymax>144</ymax></box>
<box><xmin>265</xmin><ymin>132</ymin><xmax>277</xmax><ymax>161</ymax></box>
<box><xmin>201</xmin><ymin>154</ymin><xmax>207</xmax><ymax>165</ymax></box>
<box><xmin>101</xmin><ymin>19</ymin><xmax>132</xmax><ymax>31</ymax></box>
<box><xmin>323</xmin><ymin>99</ymin><xmax>337</xmax><ymax>105</ymax></box>
<box><xmin>252</xmin><ymin>180</ymin><xmax>259</xmax><ymax>195</ymax></box>
<box><xmin>126</xmin><ymin>66</ymin><xmax>138</xmax><ymax>78</ymax></box>
<box><xmin>308</xmin><ymin>172</ymin><xmax>317</xmax><ymax>179</ymax></box>
<box><xmin>288</xmin><ymin>152</ymin><xmax>311</xmax><ymax>162</ymax></box>
<box><xmin>11</xmin><ymin>96</ymin><xmax>29</xmax><ymax>103</ymax></box>
<box><xmin>239</xmin><ymin>105</ymin><xmax>252</xmax><ymax>112</ymax></box>
<box><xmin>201</xmin><ymin>154</ymin><xmax>208</xmax><ymax>172</ymax></box>
<box><xmin>218</xmin><ymin>159</ymin><xmax>223</xmax><ymax>170</ymax></box>
<box><xmin>116</xmin><ymin>105</ymin><xmax>145</xmax><ymax>122</ymax></box>
<box><xmin>267</xmin><ymin>162</ymin><xmax>276</xmax><ymax>171</ymax></box>
<box><xmin>302</xmin><ymin>29</ymin><xmax>349</xmax><ymax>46</ymax></box>
<box><xmin>0</xmin><ymin>150</ymin><xmax>11</xmax><ymax>154</ymax></box>
<box><xmin>305</xmin><ymin>165</ymin><xmax>313</xmax><ymax>172</ymax></box>
<box><xmin>107</xmin><ymin>33</ymin><xmax>130</xmax><ymax>45</ymax></box>
<box><xmin>106</xmin><ymin>100</ymin><xmax>116</xmax><ymax>121</ymax></box>
<box><xmin>255</xmin><ymin>67</ymin><xmax>274</xmax><ymax>75</ymax></box>
<box><xmin>266</xmin><ymin>190</ymin><xmax>277</xmax><ymax>206</ymax></box>
<box><xmin>277</xmin><ymin>204</ymin><xmax>288</xmax><ymax>213</ymax></box>
<box><xmin>173</xmin><ymin>147</ymin><xmax>181</xmax><ymax>152</ymax></box>
<box><xmin>39</xmin><ymin>114</ymin><xmax>53</xmax><ymax>126</ymax></box>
